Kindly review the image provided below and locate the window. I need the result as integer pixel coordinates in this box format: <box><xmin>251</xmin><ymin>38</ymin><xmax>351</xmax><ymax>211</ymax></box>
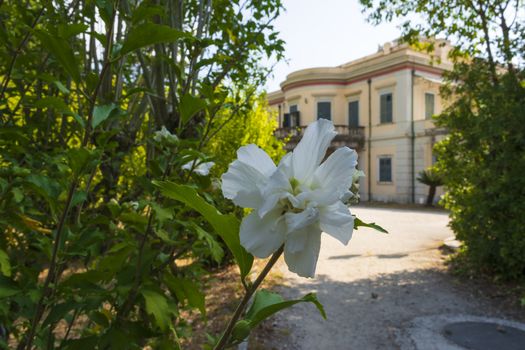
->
<box><xmin>379</xmin><ymin>157</ymin><xmax>392</xmax><ymax>182</ymax></box>
<box><xmin>317</xmin><ymin>101</ymin><xmax>331</xmax><ymax>120</ymax></box>
<box><xmin>289</xmin><ymin>104</ymin><xmax>300</xmax><ymax>126</ymax></box>
<box><xmin>425</xmin><ymin>93</ymin><xmax>435</xmax><ymax>119</ymax></box>
<box><xmin>283</xmin><ymin>113</ymin><xmax>290</xmax><ymax>127</ymax></box>
<box><xmin>348</xmin><ymin>100</ymin><xmax>359</xmax><ymax>127</ymax></box>
<box><xmin>380</xmin><ymin>93</ymin><xmax>393</xmax><ymax>123</ymax></box>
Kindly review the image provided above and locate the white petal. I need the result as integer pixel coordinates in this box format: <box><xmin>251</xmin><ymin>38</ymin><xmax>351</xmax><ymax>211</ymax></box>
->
<box><xmin>277</xmin><ymin>152</ymin><xmax>293</xmax><ymax>178</ymax></box>
<box><xmin>194</xmin><ymin>161</ymin><xmax>214</xmax><ymax>176</ymax></box>
<box><xmin>237</xmin><ymin>144</ymin><xmax>276</xmax><ymax>177</ymax></box>
<box><xmin>311</xmin><ymin>147</ymin><xmax>358</xmax><ymax>198</ymax></box>
<box><xmin>284</xmin><ymin>206</ymin><xmax>319</xmax><ymax>233</ymax></box>
<box><xmin>221</xmin><ymin>160</ymin><xmax>266</xmax><ymax>208</ymax></box>
<box><xmin>240</xmin><ymin>209</ymin><xmax>286</xmax><ymax>258</ymax></box>
<box><xmin>319</xmin><ymin>202</ymin><xmax>354</xmax><ymax>245</ymax></box>
<box><xmin>295</xmin><ymin>188</ymin><xmax>339</xmax><ymax>207</ymax></box>
<box><xmin>259</xmin><ymin>169</ymin><xmax>291</xmax><ymax>217</ymax></box>
<box><xmin>291</xmin><ymin>119</ymin><xmax>336</xmax><ymax>182</ymax></box>
<box><xmin>284</xmin><ymin>225</ymin><xmax>322</xmax><ymax>278</ymax></box>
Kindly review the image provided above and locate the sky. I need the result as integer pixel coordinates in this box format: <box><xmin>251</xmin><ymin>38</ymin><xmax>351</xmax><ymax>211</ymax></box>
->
<box><xmin>263</xmin><ymin>0</ymin><xmax>409</xmax><ymax>92</ymax></box>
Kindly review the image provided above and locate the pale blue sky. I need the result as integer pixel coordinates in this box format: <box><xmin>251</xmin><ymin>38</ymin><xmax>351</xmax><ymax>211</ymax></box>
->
<box><xmin>264</xmin><ymin>0</ymin><xmax>409</xmax><ymax>92</ymax></box>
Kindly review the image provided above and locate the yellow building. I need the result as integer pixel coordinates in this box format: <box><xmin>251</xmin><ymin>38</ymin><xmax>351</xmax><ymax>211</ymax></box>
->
<box><xmin>268</xmin><ymin>39</ymin><xmax>452</xmax><ymax>204</ymax></box>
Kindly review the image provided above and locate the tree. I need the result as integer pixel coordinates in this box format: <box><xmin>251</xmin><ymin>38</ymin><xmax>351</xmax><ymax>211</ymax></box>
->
<box><xmin>0</xmin><ymin>0</ymin><xmax>285</xmax><ymax>348</ymax></box>
<box><xmin>360</xmin><ymin>0</ymin><xmax>525</xmax><ymax>279</ymax></box>
<box><xmin>417</xmin><ymin>169</ymin><xmax>443</xmax><ymax>206</ymax></box>
<box><xmin>206</xmin><ymin>91</ymin><xmax>286</xmax><ymax>177</ymax></box>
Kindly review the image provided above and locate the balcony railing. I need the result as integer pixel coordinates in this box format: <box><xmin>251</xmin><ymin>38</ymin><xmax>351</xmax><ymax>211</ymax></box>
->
<box><xmin>275</xmin><ymin>125</ymin><xmax>366</xmax><ymax>151</ymax></box>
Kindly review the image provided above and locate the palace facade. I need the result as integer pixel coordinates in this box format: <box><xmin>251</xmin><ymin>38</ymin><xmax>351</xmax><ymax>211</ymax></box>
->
<box><xmin>268</xmin><ymin>39</ymin><xmax>452</xmax><ymax>203</ymax></box>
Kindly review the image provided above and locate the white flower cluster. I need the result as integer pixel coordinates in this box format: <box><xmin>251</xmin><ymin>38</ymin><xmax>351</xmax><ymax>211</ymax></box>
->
<box><xmin>222</xmin><ymin>120</ymin><xmax>358</xmax><ymax>277</ymax></box>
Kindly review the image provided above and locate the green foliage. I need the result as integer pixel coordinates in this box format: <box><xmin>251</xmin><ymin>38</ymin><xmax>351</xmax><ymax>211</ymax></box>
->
<box><xmin>153</xmin><ymin>181</ymin><xmax>253</xmax><ymax>279</ymax></box>
<box><xmin>417</xmin><ymin>168</ymin><xmax>443</xmax><ymax>206</ymax></box>
<box><xmin>417</xmin><ymin>169</ymin><xmax>443</xmax><ymax>187</ymax></box>
<box><xmin>354</xmin><ymin>217</ymin><xmax>388</xmax><ymax>234</ymax></box>
<box><xmin>231</xmin><ymin>290</ymin><xmax>326</xmax><ymax>343</ymax></box>
<box><xmin>360</xmin><ymin>0</ymin><xmax>525</xmax><ymax>279</ymax></box>
<box><xmin>0</xmin><ymin>0</ymin><xmax>285</xmax><ymax>348</ymax></box>
<box><xmin>206</xmin><ymin>92</ymin><xmax>286</xmax><ymax>176</ymax></box>
<box><xmin>435</xmin><ymin>68</ymin><xmax>525</xmax><ymax>280</ymax></box>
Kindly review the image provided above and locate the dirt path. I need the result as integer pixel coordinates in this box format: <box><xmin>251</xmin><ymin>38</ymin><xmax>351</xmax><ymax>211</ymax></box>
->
<box><xmin>258</xmin><ymin>206</ymin><xmax>515</xmax><ymax>349</ymax></box>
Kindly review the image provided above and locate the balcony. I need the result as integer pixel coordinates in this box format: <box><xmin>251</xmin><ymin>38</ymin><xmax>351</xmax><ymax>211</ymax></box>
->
<box><xmin>275</xmin><ymin>125</ymin><xmax>366</xmax><ymax>152</ymax></box>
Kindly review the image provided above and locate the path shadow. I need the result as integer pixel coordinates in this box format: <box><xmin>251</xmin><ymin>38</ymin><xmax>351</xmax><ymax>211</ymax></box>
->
<box><xmin>328</xmin><ymin>253</ymin><xmax>408</xmax><ymax>260</ymax></box>
<box><xmin>258</xmin><ymin>268</ymin><xmax>510</xmax><ymax>350</ymax></box>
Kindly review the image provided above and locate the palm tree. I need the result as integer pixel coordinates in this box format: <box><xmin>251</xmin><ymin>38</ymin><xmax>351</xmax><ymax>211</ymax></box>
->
<box><xmin>417</xmin><ymin>169</ymin><xmax>444</xmax><ymax>206</ymax></box>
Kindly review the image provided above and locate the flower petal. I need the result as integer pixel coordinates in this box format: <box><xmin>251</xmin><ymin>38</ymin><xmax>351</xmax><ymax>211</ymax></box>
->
<box><xmin>284</xmin><ymin>225</ymin><xmax>322</xmax><ymax>278</ymax></box>
<box><xmin>311</xmin><ymin>147</ymin><xmax>358</xmax><ymax>198</ymax></box>
<box><xmin>284</xmin><ymin>206</ymin><xmax>319</xmax><ymax>233</ymax></box>
<box><xmin>291</xmin><ymin>119</ymin><xmax>336</xmax><ymax>182</ymax></box>
<box><xmin>221</xmin><ymin>160</ymin><xmax>266</xmax><ymax>208</ymax></box>
<box><xmin>277</xmin><ymin>152</ymin><xmax>293</xmax><ymax>178</ymax></box>
<box><xmin>240</xmin><ymin>209</ymin><xmax>286</xmax><ymax>258</ymax></box>
<box><xmin>259</xmin><ymin>168</ymin><xmax>291</xmax><ymax>217</ymax></box>
<box><xmin>237</xmin><ymin>144</ymin><xmax>276</xmax><ymax>177</ymax></box>
<box><xmin>319</xmin><ymin>202</ymin><xmax>354</xmax><ymax>245</ymax></box>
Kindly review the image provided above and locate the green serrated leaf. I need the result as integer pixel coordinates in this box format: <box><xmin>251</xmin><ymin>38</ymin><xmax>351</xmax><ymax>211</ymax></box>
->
<box><xmin>153</xmin><ymin>181</ymin><xmax>253</xmax><ymax>278</ymax></box>
<box><xmin>191</xmin><ymin>224</ymin><xmax>224</xmax><ymax>263</ymax></box>
<box><xmin>353</xmin><ymin>217</ymin><xmax>388</xmax><ymax>233</ymax></box>
<box><xmin>163</xmin><ymin>274</ymin><xmax>206</xmax><ymax>316</ymax></box>
<box><xmin>120</xmin><ymin>23</ymin><xmax>186</xmax><ymax>56</ymax></box>
<box><xmin>141</xmin><ymin>289</ymin><xmax>171</xmax><ymax>331</ymax></box>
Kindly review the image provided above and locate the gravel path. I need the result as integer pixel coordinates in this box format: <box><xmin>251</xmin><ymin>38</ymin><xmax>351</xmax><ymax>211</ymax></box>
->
<box><xmin>261</xmin><ymin>206</ymin><xmax>516</xmax><ymax>349</ymax></box>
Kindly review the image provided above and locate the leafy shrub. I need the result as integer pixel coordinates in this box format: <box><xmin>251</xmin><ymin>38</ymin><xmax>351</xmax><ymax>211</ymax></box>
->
<box><xmin>435</xmin><ymin>66</ymin><xmax>525</xmax><ymax>280</ymax></box>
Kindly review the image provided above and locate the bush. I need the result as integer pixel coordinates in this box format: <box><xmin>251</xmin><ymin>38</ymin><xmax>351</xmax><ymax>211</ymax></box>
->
<box><xmin>435</xmin><ymin>66</ymin><xmax>525</xmax><ymax>280</ymax></box>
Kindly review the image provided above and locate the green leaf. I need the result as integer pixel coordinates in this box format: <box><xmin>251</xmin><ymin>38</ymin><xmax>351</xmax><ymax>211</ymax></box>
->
<box><xmin>163</xmin><ymin>274</ymin><xmax>206</xmax><ymax>316</ymax></box>
<box><xmin>67</xmin><ymin>147</ymin><xmax>98</xmax><ymax>174</ymax></box>
<box><xmin>141</xmin><ymin>289</ymin><xmax>171</xmax><ymax>331</ymax></box>
<box><xmin>43</xmin><ymin>301</ymin><xmax>79</xmax><ymax>327</ymax></box>
<box><xmin>353</xmin><ymin>217</ymin><xmax>388</xmax><ymax>234</ymax></box>
<box><xmin>231</xmin><ymin>290</ymin><xmax>328</xmax><ymax>342</ymax></box>
<box><xmin>0</xmin><ymin>276</ymin><xmax>20</xmax><ymax>298</ymax></box>
<box><xmin>131</xmin><ymin>3</ymin><xmax>165</xmax><ymax>24</ymax></box>
<box><xmin>151</xmin><ymin>202</ymin><xmax>174</xmax><ymax>224</ymax></box>
<box><xmin>120</xmin><ymin>23</ymin><xmax>185</xmax><ymax>56</ymax></box>
<box><xmin>92</xmin><ymin>104</ymin><xmax>117</xmax><ymax>129</ymax></box>
<box><xmin>0</xmin><ymin>250</ymin><xmax>11</xmax><ymax>277</ymax></box>
<box><xmin>179</xmin><ymin>93</ymin><xmax>207</xmax><ymax>125</ymax></box>
<box><xmin>35</xmin><ymin>30</ymin><xmax>80</xmax><ymax>82</ymax></box>
<box><xmin>53</xmin><ymin>80</ymin><xmax>70</xmax><ymax>94</ymax></box>
<box><xmin>58</xmin><ymin>23</ymin><xmax>89</xmax><ymax>38</ymax></box>
<box><xmin>153</xmin><ymin>181</ymin><xmax>253</xmax><ymax>278</ymax></box>
<box><xmin>26</xmin><ymin>174</ymin><xmax>62</xmax><ymax>201</ymax></box>
<box><xmin>245</xmin><ymin>290</ymin><xmax>326</xmax><ymax>330</ymax></box>
<box><xmin>191</xmin><ymin>223</ymin><xmax>225</xmax><ymax>263</ymax></box>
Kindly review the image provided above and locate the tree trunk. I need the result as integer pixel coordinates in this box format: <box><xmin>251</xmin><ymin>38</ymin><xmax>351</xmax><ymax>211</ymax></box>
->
<box><xmin>426</xmin><ymin>185</ymin><xmax>436</xmax><ymax>206</ymax></box>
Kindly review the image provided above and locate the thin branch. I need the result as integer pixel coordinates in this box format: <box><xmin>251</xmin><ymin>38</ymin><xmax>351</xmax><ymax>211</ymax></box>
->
<box><xmin>213</xmin><ymin>245</ymin><xmax>284</xmax><ymax>350</ymax></box>
<box><xmin>0</xmin><ymin>5</ymin><xmax>46</xmax><ymax>106</ymax></box>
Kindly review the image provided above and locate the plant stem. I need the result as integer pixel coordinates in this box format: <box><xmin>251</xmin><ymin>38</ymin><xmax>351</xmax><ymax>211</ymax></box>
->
<box><xmin>213</xmin><ymin>245</ymin><xmax>284</xmax><ymax>350</ymax></box>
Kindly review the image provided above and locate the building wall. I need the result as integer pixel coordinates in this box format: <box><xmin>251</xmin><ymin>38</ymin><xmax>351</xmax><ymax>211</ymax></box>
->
<box><xmin>268</xmin><ymin>40</ymin><xmax>452</xmax><ymax>203</ymax></box>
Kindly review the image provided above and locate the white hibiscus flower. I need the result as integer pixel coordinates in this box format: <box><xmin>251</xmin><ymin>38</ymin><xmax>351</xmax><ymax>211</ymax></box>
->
<box><xmin>221</xmin><ymin>119</ymin><xmax>358</xmax><ymax>278</ymax></box>
<box><xmin>182</xmin><ymin>160</ymin><xmax>215</xmax><ymax>176</ymax></box>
